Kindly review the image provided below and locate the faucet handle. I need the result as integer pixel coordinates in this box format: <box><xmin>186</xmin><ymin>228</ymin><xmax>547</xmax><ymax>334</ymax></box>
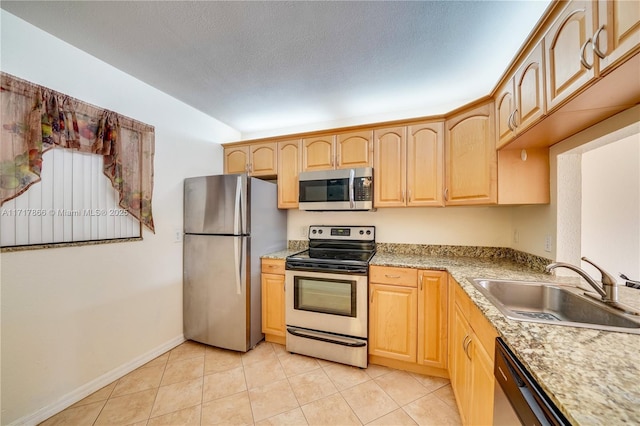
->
<box><xmin>581</xmin><ymin>257</ymin><xmax>617</xmax><ymax>286</ymax></box>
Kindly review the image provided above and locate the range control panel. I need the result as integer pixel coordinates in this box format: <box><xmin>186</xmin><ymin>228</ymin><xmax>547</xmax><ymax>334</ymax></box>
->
<box><xmin>308</xmin><ymin>225</ymin><xmax>375</xmax><ymax>241</ymax></box>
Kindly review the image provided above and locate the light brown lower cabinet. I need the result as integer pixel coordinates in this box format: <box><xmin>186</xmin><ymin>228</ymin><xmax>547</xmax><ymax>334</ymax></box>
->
<box><xmin>368</xmin><ymin>266</ymin><xmax>448</xmax><ymax>376</ymax></box>
<box><xmin>449</xmin><ymin>279</ymin><xmax>498</xmax><ymax>425</ymax></box>
<box><xmin>261</xmin><ymin>259</ymin><xmax>286</xmax><ymax>345</ymax></box>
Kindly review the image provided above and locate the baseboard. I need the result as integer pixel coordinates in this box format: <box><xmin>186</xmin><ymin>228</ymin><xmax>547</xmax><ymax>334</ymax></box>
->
<box><xmin>8</xmin><ymin>334</ymin><xmax>185</xmax><ymax>426</ymax></box>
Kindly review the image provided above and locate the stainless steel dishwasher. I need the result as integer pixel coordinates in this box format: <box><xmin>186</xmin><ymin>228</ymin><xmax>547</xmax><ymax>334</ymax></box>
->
<box><xmin>493</xmin><ymin>338</ymin><xmax>570</xmax><ymax>426</ymax></box>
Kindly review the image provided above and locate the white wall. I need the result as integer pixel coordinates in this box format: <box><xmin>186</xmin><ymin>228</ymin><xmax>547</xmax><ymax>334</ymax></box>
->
<box><xmin>581</xmin><ymin>135</ymin><xmax>640</xmax><ymax>281</ymax></box>
<box><xmin>0</xmin><ymin>11</ymin><xmax>240</xmax><ymax>425</ymax></box>
<box><xmin>288</xmin><ymin>206</ymin><xmax>513</xmax><ymax>247</ymax></box>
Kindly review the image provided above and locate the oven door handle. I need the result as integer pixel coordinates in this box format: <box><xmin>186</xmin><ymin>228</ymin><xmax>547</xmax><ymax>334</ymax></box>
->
<box><xmin>287</xmin><ymin>327</ymin><xmax>366</xmax><ymax>348</ymax></box>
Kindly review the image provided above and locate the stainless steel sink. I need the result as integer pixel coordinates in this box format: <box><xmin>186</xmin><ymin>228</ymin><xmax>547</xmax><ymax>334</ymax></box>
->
<box><xmin>470</xmin><ymin>278</ymin><xmax>640</xmax><ymax>334</ymax></box>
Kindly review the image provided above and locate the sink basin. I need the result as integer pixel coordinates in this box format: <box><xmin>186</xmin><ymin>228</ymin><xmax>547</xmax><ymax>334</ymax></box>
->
<box><xmin>470</xmin><ymin>278</ymin><xmax>640</xmax><ymax>334</ymax></box>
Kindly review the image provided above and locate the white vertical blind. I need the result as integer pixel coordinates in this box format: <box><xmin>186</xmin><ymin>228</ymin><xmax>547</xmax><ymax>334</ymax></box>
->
<box><xmin>0</xmin><ymin>148</ymin><xmax>140</xmax><ymax>247</ymax></box>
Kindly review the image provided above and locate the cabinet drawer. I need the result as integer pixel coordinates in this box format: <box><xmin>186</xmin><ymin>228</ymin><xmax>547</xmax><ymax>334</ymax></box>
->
<box><xmin>261</xmin><ymin>258</ymin><xmax>285</xmax><ymax>275</ymax></box>
<box><xmin>370</xmin><ymin>266</ymin><xmax>418</xmax><ymax>287</ymax></box>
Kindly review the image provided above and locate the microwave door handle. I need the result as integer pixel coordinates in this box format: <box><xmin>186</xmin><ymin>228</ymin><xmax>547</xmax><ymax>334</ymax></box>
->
<box><xmin>349</xmin><ymin>169</ymin><xmax>355</xmax><ymax>209</ymax></box>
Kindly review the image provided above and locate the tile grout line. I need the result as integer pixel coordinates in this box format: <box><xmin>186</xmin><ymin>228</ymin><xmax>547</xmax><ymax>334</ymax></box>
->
<box><xmin>273</xmin><ymin>342</ymin><xmax>310</xmax><ymax>425</ymax></box>
<box><xmin>145</xmin><ymin>350</ymin><xmax>170</xmax><ymax>425</ymax></box>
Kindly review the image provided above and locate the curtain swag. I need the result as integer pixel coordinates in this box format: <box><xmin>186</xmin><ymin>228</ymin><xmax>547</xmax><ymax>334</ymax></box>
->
<box><xmin>0</xmin><ymin>72</ymin><xmax>155</xmax><ymax>233</ymax></box>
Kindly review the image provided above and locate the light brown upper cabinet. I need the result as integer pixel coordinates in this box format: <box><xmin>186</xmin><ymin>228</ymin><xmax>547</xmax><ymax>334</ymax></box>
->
<box><xmin>445</xmin><ymin>102</ymin><xmax>497</xmax><ymax>205</ymax></box>
<box><xmin>496</xmin><ymin>43</ymin><xmax>546</xmax><ymax>150</ymax></box>
<box><xmin>302</xmin><ymin>135</ymin><xmax>335</xmax><ymax>172</ymax></box>
<box><xmin>374</xmin><ymin>127</ymin><xmax>407</xmax><ymax>207</ymax></box>
<box><xmin>336</xmin><ymin>131</ymin><xmax>373</xmax><ymax>169</ymax></box>
<box><xmin>374</xmin><ymin>123</ymin><xmax>444</xmax><ymax>208</ymax></box>
<box><xmin>224</xmin><ymin>142</ymin><xmax>277</xmax><ymax>177</ymax></box>
<box><xmin>224</xmin><ymin>145</ymin><xmax>249</xmax><ymax>174</ymax></box>
<box><xmin>596</xmin><ymin>0</ymin><xmax>640</xmax><ymax>73</ymax></box>
<box><xmin>544</xmin><ymin>1</ymin><xmax>597</xmax><ymax>110</ymax></box>
<box><xmin>407</xmin><ymin>122</ymin><xmax>445</xmax><ymax>206</ymax></box>
<box><xmin>277</xmin><ymin>139</ymin><xmax>302</xmax><ymax>209</ymax></box>
<box><xmin>302</xmin><ymin>131</ymin><xmax>372</xmax><ymax>172</ymax></box>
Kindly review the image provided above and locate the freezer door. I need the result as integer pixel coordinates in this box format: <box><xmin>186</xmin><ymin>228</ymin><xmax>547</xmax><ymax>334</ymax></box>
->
<box><xmin>184</xmin><ymin>174</ymin><xmax>247</xmax><ymax>235</ymax></box>
<box><xmin>183</xmin><ymin>234</ymin><xmax>250</xmax><ymax>351</ymax></box>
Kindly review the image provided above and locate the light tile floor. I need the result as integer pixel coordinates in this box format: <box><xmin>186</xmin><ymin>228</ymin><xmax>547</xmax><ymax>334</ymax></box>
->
<box><xmin>40</xmin><ymin>340</ymin><xmax>462</xmax><ymax>425</ymax></box>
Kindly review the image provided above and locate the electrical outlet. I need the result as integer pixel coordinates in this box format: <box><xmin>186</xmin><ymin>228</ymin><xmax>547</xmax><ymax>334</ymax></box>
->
<box><xmin>544</xmin><ymin>235</ymin><xmax>552</xmax><ymax>252</ymax></box>
<box><xmin>300</xmin><ymin>226</ymin><xmax>309</xmax><ymax>238</ymax></box>
<box><xmin>513</xmin><ymin>229</ymin><xmax>519</xmax><ymax>244</ymax></box>
<box><xmin>174</xmin><ymin>229</ymin><xmax>183</xmax><ymax>243</ymax></box>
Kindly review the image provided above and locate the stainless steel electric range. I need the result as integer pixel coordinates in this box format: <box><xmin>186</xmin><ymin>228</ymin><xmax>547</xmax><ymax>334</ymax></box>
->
<box><xmin>285</xmin><ymin>225</ymin><xmax>375</xmax><ymax>368</ymax></box>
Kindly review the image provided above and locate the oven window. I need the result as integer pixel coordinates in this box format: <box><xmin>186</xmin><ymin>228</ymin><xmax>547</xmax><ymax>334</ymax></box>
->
<box><xmin>293</xmin><ymin>276</ymin><xmax>356</xmax><ymax>317</ymax></box>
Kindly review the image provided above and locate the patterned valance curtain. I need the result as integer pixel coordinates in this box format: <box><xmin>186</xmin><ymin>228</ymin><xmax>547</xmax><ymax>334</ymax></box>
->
<box><xmin>0</xmin><ymin>72</ymin><xmax>155</xmax><ymax>232</ymax></box>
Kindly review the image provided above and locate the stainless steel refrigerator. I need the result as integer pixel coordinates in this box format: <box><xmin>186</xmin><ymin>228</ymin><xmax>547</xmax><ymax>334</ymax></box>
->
<box><xmin>183</xmin><ymin>174</ymin><xmax>286</xmax><ymax>352</ymax></box>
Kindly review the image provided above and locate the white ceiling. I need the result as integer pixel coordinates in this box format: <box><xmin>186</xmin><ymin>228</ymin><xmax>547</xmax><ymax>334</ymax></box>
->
<box><xmin>1</xmin><ymin>1</ymin><xmax>551</xmax><ymax>139</ymax></box>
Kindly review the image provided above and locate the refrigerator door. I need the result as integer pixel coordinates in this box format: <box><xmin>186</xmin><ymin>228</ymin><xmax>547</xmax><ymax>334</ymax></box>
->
<box><xmin>183</xmin><ymin>233</ymin><xmax>250</xmax><ymax>351</ymax></box>
<box><xmin>184</xmin><ymin>174</ymin><xmax>248</xmax><ymax>235</ymax></box>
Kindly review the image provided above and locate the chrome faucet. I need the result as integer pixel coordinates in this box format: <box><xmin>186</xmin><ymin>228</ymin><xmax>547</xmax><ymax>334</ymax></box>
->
<box><xmin>545</xmin><ymin>257</ymin><xmax>618</xmax><ymax>303</ymax></box>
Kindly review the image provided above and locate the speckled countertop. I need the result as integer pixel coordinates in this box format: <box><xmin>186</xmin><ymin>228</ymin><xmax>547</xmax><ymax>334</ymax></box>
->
<box><xmin>264</xmin><ymin>244</ymin><xmax>640</xmax><ymax>425</ymax></box>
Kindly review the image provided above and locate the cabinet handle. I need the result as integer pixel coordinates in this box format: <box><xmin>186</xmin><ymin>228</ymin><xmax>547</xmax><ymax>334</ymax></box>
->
<box><xmin>580</xmin><ymin>38</ymin><xmax>594</xmax><ymax>70</ymax></box>
<box><xmin>268</xmin><ymin>264</ymin><xmax>277</xmax><ymax>268</ymax></box>
<box><xmin>384</xmin><ymin>274</ymin><xmax>401</xmax><ymax>279</ymax></box>
<box><xmin>401</xmin><ymin>190</ymin><xmax>405</xmax><ymax>202</ymax></box>
<box><xmin>593</xmin><ymin>24</ymin><xmax>607</xmax><ymax>59</ymax></box>
<box><xmin>370</xmin><ymin>289</ymin><xmax>374</xmax><ymax>303</ymax></box>
<box><xmin>507</xmin><ymin>110</ymin><xmax>515</xmax><ymax>132</ymax></box>
<box><xmin>444</xmin><ymin>188</ymin><xmax>449</xmax><ymax>201</ymax></box>
<box><xmin>419</xmin><ymin>275</ymin><xmax>423</xmax><ymax>291</ymax></box>
<box><xmin>408</xmin><ymin>190</ymin><xmax>412</xmax><ymax>203</ymax></box>
<box><xmin>511</xmin><ymin>108</ymin><xmax>519</xmax><ymax>129</ymax></box>
<box><xmin>463</xmin><ymin>335</ymin><xmax>472</xmax><ymax>360</ymax></box>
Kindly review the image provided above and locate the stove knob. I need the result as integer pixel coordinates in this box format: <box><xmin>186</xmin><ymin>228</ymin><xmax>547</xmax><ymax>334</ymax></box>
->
<box><xmin>359</xmin><ymin>230</ymin><xmax>364</xmax><ymax>235</ymax></box>
<box><xmin>318</xmin><ymin>229</ymin><xmax>323</xmax><ymax>234</ymax></box>
<box><xmin>366</xmin><ymin>230</ymin><xmax>371</xmax><ymax>235</ymax></box>
<box><xmin>312</xmin><ymin>229</ymin><xmax>317</xmax><ymax>234</ymax></box>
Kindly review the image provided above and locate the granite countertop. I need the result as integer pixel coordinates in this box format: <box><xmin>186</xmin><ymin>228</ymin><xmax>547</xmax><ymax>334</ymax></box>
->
<box><xmin>371</xmin><ymin>252</ymin><xmax>640</xmax><ymax>425</ymax></box>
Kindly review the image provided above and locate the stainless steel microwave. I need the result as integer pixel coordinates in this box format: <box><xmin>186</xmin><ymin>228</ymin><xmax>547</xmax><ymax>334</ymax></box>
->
<box><xmin>298</xmin><ymin>167</ymin><xmax>374</xmax><ymax>211</ymax></box>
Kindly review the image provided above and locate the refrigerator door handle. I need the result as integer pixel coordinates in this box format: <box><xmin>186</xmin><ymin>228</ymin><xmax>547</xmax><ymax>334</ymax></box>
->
<box><xmin>234</xmin><ymin>236</ymin><xmax>242</xmax><ymax>295</ymax></box>
<box><xmin>234</xmin><ymin>176</ymin><xmax>242</xmax><ymax>235</ymax></box>
<box><xmin>349</xmin><ymin>168</ymin><xmax>355</xmax><ymax>209</ymax></box>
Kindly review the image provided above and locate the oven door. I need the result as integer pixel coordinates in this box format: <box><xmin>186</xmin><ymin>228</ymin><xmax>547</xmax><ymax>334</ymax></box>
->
<box><xmin>285</xmin><ymin>269</ymin><xmax>368</xmax><ymax>338</ymax></box>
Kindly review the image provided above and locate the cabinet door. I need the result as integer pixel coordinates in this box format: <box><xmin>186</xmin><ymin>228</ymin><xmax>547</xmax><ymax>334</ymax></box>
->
<box><xmin>450</xmin><ymin>303</ymin><xmax>471</xmax><ymax>425</ymax></box>
<box><xmin>302</xmin><ymin>136</ymin><xmax>335</xmax><ymax>172</ymax></box>
<box><xmin>407</xmin><ymin>122</ymin><xmax>444</xmax><ymax>206</ymax></box>
<box><xmin>373</xmin><ymin>127</ymin><xmax>407</xmax><ymax>207</ymax></box>
<box><xmin>369</xmin><ymin>283</ymin><xmax>418</xmax><ymax>362</ymax></box>
<box><xmin>445</xmin><ymin>102</ymin><xmax>497</xmax><ymax>205</ymax></box>
<box><xmin>515</xmin><ymin>42</ymin><xmax>546</xmax><ymax>133</ymax></box>
<box><xmin>495</xmin><ymin>80</ymin><xmax>516</xmax><ymax>149</ymax></box>
<box><xmin>250</xmin><ymin>142</ymin><xmax>277</xmax><ymax>176</ymax></box>
<box><xmin>468</xmin><ymin>337</ymin><xmax>495</xmax><ymax>426</ymax></box>
<box><xmin>261</xmin><ymin>273</ymin><xmax>285</xmax><ymax>337</ymax></box>
<box><xmin>545</xmin><ymin>1</ymin><xmax>597</xmax><ymax>110</ymax></box>
<box><xmin>224</xmin><ymin>146</ymin><xmax>249</xmax><ymax>174</ymax></box>
<box><xmin>336</xmin><ymin>131</ymin><xmax>373</xmax><ymax>169</ymax></box>
<box><xmin>277</xmin><ymin>139</ymin><xmax>301</xmax><ymax>209</ymax></box>
<box><xmin>417</xmin><ymin>271</ymin><xmax>447</xmax><ymax>368</ymax></box>
<box><xmin>597</xmin><ymin>0</ymin><xmax>640</xmax><ymax>72</ymax></box>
